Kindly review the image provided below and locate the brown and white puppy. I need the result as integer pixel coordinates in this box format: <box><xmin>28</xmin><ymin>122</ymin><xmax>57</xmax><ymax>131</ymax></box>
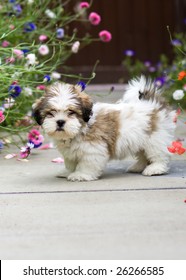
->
<box><xmin>33</xmin><ymin>77</ymin><xmax>176</xmax><ymax>181</ymax></box>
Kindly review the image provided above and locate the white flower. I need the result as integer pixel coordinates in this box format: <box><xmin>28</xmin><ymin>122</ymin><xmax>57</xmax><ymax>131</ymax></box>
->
<box><xmin>38</xmin><ymin>44</ymin><xmax>49</xmax><ymax>55</ymax></box>
<box><xmin>12</xmin><ymin>72</ymin><xmax>22</xmax><ymax>79</ymax></box>
<box><xmin>27</xmin><ymin>111</ymin><xmax>32</xmax><ymax>117</ymax></box>
<box><xmin>51</xmin><ymin>71</ymin><xmax>61</xmax><ymax>80</ymax></box>
<box><xmin>23</xmin><ymin>87</ymin><xmax>33</xmax><ymax>96</ymax></box>
<box><xmin>27</xmin><ymin>0</ymin><xmax>34</xmax><ymax>4</ymax></box>
<box><xmin>181</xmin><ymin>59</ymin><xmax>186</xmax><ymax>66</ymax></box>
<box><xmin>45</xmin><ymin>9</ymin><xmax>56</xmax><ymax>19</ymax></box>
<box><xmin>4</xmin><ymin>98</ymin><xmax>15</xmax><ymax>109</ymax></box>
<box><xmin>27</xmin><ymin>142</ymin><xmax>35</xmax><ymax>149</ymax></box>
<box><xmin>172</xmin><ymin>89</ymin><xmax>185</xmax><ymax>100</ymax></box>
<box><xmin>71</xmin><ymin>41</ymin><xmax>80</xmax><ymax>53</ymax></box>
<box><xmin>20</xmin><ymin>147</ymin><xmax>27</xmax><ymax>153</ymax></box>
<box><xmin>26</xmin><ymin>53</ymin><xmax>37</xmax><ymax>65</ymax></box>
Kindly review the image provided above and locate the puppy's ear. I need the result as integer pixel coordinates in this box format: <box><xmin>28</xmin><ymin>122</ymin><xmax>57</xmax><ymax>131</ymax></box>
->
<box><xmin>32</xmin><ymin>97</ymin><xmax>45</xmax><ymax>125</ymax></box>
<box><xmin>82</xmin><ymin>94</ymin><xmax>93</xmax><ymax>122</ymax></box>
<box><xmin>74</xmin><ymin>85</ymin><xmax>93</xmax><ymax>122</ymax></box>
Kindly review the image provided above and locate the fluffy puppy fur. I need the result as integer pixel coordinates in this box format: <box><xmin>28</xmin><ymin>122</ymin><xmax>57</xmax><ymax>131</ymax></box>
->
<box><xmin>33</xmin><ymin>76</ymin><xmax>176</xmax><ymax>181</ymax></box>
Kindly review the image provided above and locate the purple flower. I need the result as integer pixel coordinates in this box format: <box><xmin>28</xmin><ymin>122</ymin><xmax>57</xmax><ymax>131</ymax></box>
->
<box><xmin>171</xmin><ymin>39</ymin><xmax>182</xmax><ymax>47</ymax></box>
<box><xmin>22</xmin><ymin>49</ymin><xmax>30</xmax><ymax>54</ymax></box>
<box><xmin>148</xmin><ymin>66</ymin><xmax>156</xmax><ymax>73</ymax></box>
<box><xmin>156</xmin><ymin>62</ymin><xmax>162</xmax><ymax>69</ymax></box>
<box><xmin>28</xmin><ymin>140</ymin><xmax>42</xmax><ymax>149</ymax></box>
<box><xmin>144</xmin><ymin>61</ymin><xmax>151</xmax><ymax>67</ymax></box>
<box><xmin>77</xmin><ymin>81</ymin><xmax>86</xmax><ymax>91</ymax></box>
<box><xmin>183</xmin><ymin>18</ymin><xmax>186</xmax><ymax>25</ymax></box>
<box><xmin>154</xmin><ymin>77</ymin><xmax>166</xmax><ymax>87</ymax></box>
<box><xmin>124</xmin><ymin>49</ymin><xmax>135</xmax><ymax>57</ymax></box>
<box><xmin>43</xmin><ymin>75</ymin><xmax>51</xmax><ymax>82</ymax></box>
<box><xmin>13</xmin><ymin>4</ymin><xmax>22</xmax><ymax>15</ymax></box>
<box><xmin>24</xmin><ymin>22</ymin><xmax>36</xmax><ymax>32</ymax></box>
<box><xmin>56</xmin><ymin>28</ymin><xmax>65</xmax><ymax>39</ymax></box>
<box><xmin>9</xmin><ymin>85</ymin><xmax>22</xmax><ymax>98</ymax></box>
<box><xmin>0</xmin><ymin>141</ymin><xmax>4</xmax><ymax>150</ymax></box>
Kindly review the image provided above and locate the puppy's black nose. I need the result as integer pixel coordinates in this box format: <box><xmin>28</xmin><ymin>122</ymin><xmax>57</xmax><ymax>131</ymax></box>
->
<box><xmin>56</xmin><ymin>120</ymin><xmax>65</xmax><ymax>128</ymax></box>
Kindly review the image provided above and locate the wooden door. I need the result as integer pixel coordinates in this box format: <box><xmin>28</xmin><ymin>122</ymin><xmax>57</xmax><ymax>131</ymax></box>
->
<box><xmin>66</xmin><ymin>0</ymin><xmax>185</xmax><ymax>83</ymax></box>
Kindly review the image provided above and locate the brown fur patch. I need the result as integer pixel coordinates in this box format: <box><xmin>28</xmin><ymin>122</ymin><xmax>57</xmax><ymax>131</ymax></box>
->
<box><xmin>139</xmin><ymin>78</ymin><xmax>169</xmax><ymax>110</ymax></box>
<box><xmin>147</xmin><ymin>109</ymin><xmax>159</xmax><ymax>134</ymax></box>
<box><xmin>73</xmin><ymin>85</ymin><xmax>93</xmax><ymax>110</ymax></box>
<box><xmin>84</xmin><ymin>109</ymin><xmax>120</xmax><ymax>158</ymax></box>
<box><xmin>32</xmin><ymin>96</ymin><xmax>50</xmax><ymax>125</ymax></box>
<box><xmin>72</xmin><ymin>85</ymin><xmax>93</xmax><ymax>122</ymax></box>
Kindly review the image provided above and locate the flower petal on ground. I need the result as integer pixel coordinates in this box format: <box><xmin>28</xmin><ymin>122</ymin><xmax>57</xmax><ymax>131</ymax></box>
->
<box><xmin>52</xmin><ymin>157</ymin><xmax>64</xmax><ymax>163</ymax></box>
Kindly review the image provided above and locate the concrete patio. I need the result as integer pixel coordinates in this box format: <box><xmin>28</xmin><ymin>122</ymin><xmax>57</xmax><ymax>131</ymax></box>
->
<box><xmin>0</xmin><ymin>85</ymin><xmax>186</xmax><ymax>259</ymax></box>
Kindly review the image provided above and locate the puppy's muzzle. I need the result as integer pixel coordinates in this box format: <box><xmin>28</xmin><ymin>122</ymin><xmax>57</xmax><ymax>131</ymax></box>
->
<box><xmin>56</xmin><ymin>120</ymin><xmax>65</xmax><ymax>131</ymax></box>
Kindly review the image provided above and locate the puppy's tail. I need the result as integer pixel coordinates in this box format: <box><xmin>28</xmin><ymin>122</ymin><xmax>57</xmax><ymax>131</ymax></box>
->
<box><xmin>122</xmin><ymin>75</ymin><xmax>163</xmax><ymax>104</ymax></box>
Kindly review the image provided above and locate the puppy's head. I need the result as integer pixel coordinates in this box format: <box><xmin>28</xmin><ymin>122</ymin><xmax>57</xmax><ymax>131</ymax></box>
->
<box><xmin>32</xmin><ymin>82</ymin><xmax>93</xmax><ymax>140</ymax></box>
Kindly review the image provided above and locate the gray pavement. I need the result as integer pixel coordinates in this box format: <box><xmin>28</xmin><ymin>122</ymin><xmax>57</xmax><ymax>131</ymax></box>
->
<box><xmin>0</xmin><ymin>85</ymin><xmax>186</xmax><ymax>259</ymax></box>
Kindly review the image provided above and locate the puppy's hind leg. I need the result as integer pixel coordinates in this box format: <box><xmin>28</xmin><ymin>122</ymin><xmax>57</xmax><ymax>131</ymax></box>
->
<box><xmin>127</xmin><ymin>151</ymin><xmax>148</xmax><ymax>173</ymax></box>
<box><xmin>142</xmin><ymin>145</ymin><xmax>170</xmax><ymax>176</ymax></box>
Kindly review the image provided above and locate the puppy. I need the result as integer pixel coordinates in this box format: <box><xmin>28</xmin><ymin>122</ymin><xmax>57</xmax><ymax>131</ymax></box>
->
<box><xmin>33</xmin><ymin>76</ymin><xmax>176</xmax><ymax>181</ymax></box>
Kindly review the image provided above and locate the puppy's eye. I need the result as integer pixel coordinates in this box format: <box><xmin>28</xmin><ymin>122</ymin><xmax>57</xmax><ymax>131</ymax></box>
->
<box><xmin>68</xmin><ymin>110</ymin><xmax>76</xmax><ymax>116</ymax></box>
<box><xmin>46</xmin><ymin>110</ymin><xmax>56</xmax><ymax>117</ymax></box>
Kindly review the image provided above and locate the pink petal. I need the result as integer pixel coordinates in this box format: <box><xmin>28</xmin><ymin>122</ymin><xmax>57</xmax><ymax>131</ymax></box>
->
<box><xmin>167</xmin><ymin>146</ymin><xmax>176</xmax><ymax>153</ymax></box>
<box><xmin>17</xmin><ymin>158</ymin><xmax>29</xmax><ymax>162</ymax></box>
<box><xmin>172</xmin><ymin>141</ymin><xmax>182</xmax><ymax>148</ymax></box>
<box><xmin>4</xmin><ymin>153</ymin><xmax>17</xmax><ymax>159</ymax></box>
<box><xmin>39</xmin><ymin>143</ymin><xmax>53</xmax><ymax>150</ymax></box>
<box><xmin>52</xmin><ymin>157</ymin><xmax>64</xmax><ymax>163</ymax></box>
<box><xmin>177</xmin><ymin>147</ymin><xmax>186</xmax><ymax>155</ymax></box>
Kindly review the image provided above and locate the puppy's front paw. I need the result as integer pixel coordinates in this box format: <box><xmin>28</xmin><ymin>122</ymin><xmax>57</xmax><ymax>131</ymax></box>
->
<box><xmin>67</xmin><ymin>172</ymin><xmax>98</xmax><ymax>182</ymax></box>
<box><xmin>56</xmin><ymin>168</ymin><xmax>71</xmax><ymax>178</ymax></box>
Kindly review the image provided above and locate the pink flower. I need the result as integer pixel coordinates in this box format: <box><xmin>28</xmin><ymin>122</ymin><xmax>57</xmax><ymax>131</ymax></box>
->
<box><xmin>79</xmin><ymin>2</ymin><xmax>90</xmax><ymax>9</ymax></box>
<box><xmin>0</xmin><ymin>111</ymin><xmax>5</xmax><ymax>123</ymax></box>
<box><xmin>28</xmin><ymin>129</ymin><xmax>44</xmax><ymax>146</ymax></box>
<box><xmin>13</xmin><ymin>49</ymin><xmax>24</xmax><ymax>59</ymax></box>
<box><xmin>89</xmin><ymin>12</ymin><xmax>101</xmax><ymax>25</ymax></box>
<box><xmin>9</xmin><ymin>24</ymin><xmax>15</xmax><ymax>30</ymax></box>
<box><xmin>39</xmin><ymin>34</ymin><xmax>48</xmax><ymax>42</ymax></box>
<box><xmin>19</xmin><ymin>143</ymin><xmax>34</xmax><ymax>159</ymax></box>
<box><xmin>38</xmin><ymin>44</ymin><xmax>49</xmax><ymax>55</ymax></box>
<box><xmin>99</xmin><ymin>30</ymin><xmax>112</xmax><ymax>42</ymax></box>
<box><xmin>20</xmin><ymin>146</ymin><xmax>30</xmax><ymax>159</ymax></box>
<box><xmin>5</xmin><ymin>57</ymin><xmax>15</xmax><ymax>64</ymax></box>
<box><xmin>2</xmin><ymin>40</ymin><xmax>10</xmax><ymax>47</ymax></box>
<box><xmin>36</xmin><ymin>85</ymin><xmax>46</xmax><ymax>90</ymax></box>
